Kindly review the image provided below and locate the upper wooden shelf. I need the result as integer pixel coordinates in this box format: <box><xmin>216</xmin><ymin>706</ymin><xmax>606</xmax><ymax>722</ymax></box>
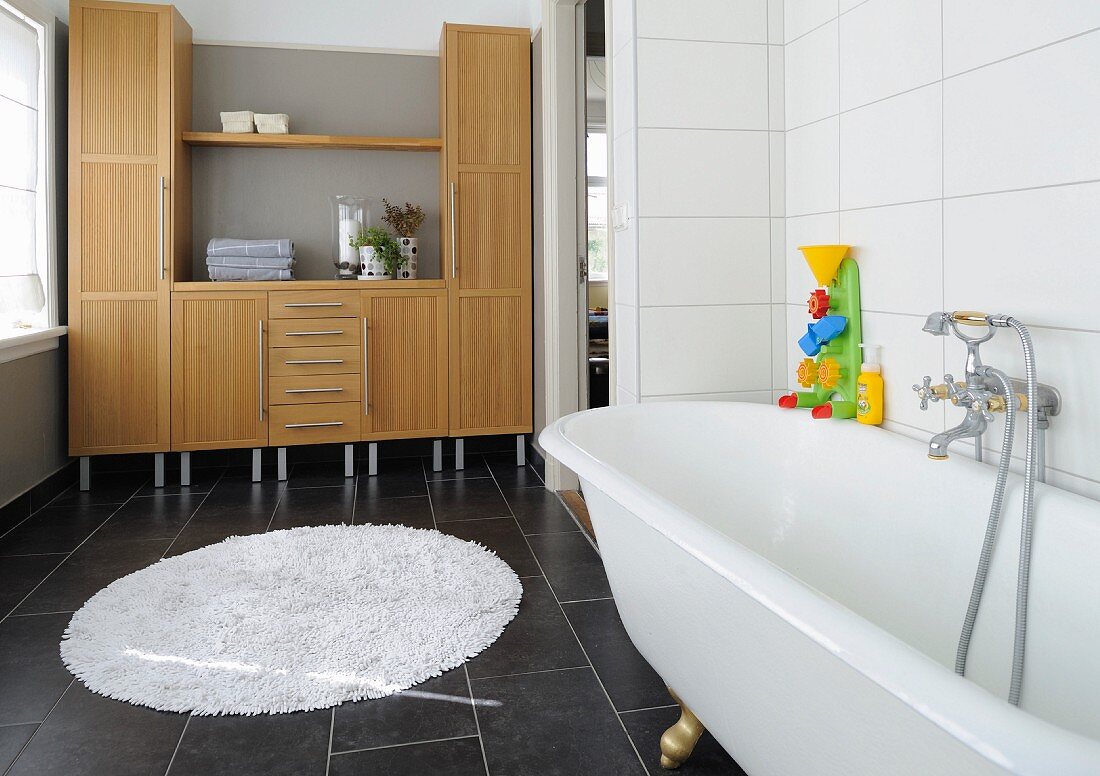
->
<box><xmin>181</xmin><ymin>132</ymin><xmax>443</xmax><ymax>152</ymax></box>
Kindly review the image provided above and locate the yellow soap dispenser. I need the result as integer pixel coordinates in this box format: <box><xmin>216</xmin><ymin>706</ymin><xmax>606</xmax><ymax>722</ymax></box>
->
<box><xmin>856</xmin><ymin>344</ymin><xmax>884</xmax><ymax>425</ymax></box>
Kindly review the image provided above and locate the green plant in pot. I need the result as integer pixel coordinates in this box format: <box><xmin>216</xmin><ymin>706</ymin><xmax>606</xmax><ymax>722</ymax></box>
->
<box><xmin>382</xmin><ymin>199</ymin><xmax>426</xmax><ymax>279</ymax></box>
<box><xmin>350</xmin><ymin>226</ymin><xmax>402</xmax><ymax>280</ymax></box>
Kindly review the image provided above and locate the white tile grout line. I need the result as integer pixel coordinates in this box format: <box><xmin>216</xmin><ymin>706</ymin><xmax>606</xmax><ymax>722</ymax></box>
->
<box><xmin>324</xmin><ymin>707</ymin><xmax>335</xmax><ymax>776</ymax></box>
<box><xmin>618</xmin><ymin>703</ymin><xmax>679</xmax><ymax>716</ymax></box>
<box><xmin>331</xmin><ymin>733</ymin><xmax>482</xmax><ymax>759</ymax></box>
<box><xmin>159</xmin><ymin>467</ymin><xmax>231</xmax><ymax>559</ymax></box>
<box><xmin>162</xmin><ymin>715</ymin><xmax>191</xmax><ymax>776</ymax></box>
<box><xmin>484</xmin><ymin>466</ymin><xmax>650</xmax><ymax>773</ymax></box>
<box><xmin>3</xmin><ymin>677</ymin><xmax>75</xmax><ymax>776</ymax></box>
<box><xmin>470</xmin><ymin>664</ymin><xmax>591</xmax><ymax>683</ymax></box>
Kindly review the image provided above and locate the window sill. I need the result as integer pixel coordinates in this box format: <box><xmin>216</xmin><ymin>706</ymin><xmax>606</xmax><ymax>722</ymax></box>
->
<box><xmin>0</xmin><ymin>326</ymin><xmax>67</xmax><ymax>365</ymax></box>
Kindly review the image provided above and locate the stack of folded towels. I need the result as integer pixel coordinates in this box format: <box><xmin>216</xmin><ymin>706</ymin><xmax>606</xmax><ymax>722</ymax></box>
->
<box><xmin>206</xmin><ymin>238</ymin><xmax>296</xmax><ymax>281</ymax></box>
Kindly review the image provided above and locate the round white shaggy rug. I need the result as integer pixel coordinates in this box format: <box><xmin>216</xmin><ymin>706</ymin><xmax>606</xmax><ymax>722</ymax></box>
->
<box><xmin>60</xmin><ymin>524</ymin><xmax>522</xmax><ymax>715</ymax></box>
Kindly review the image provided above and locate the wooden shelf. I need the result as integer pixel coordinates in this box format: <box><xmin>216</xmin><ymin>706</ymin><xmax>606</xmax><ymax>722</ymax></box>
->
<box><xmin>181</xmin><ymin>132</ymin><xmax>443</xmax><ymax>152</ymax></box>
<box><xmin>173</xmin><ymin>279</ymin><xmax>446</xmax><ymax>292</ymax></box>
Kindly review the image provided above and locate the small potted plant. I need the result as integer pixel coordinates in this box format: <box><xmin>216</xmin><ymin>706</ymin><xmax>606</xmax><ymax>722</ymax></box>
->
<box><xmin>351</xmin><ymin>226</ymin><xmax>402</xmax><ymax>280</ymax></box>
<box><xmin>382</xmin><ymin>199</ymin><xmax>426</xmax><ymax>279</ymax></box>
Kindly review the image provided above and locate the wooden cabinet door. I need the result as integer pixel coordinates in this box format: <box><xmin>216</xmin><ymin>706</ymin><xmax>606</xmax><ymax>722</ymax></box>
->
<box><xmin>442</xmin><ymin>25</ymin><xmax>533</xmax><ymax>436</ymax></box>
<box><xmin>171</xmin><ymin>293</ymin><xmax>268</xmax><ymax>450</ymax></box>
<box><xmin>68</xmin><ymin>1</ymin><xmax>174</xmax><ymax>453</ymax></box>
<box><xmin>361</xmin><ymin>290</ymin><xmax>448</xmax><ymax>440</ymax></box>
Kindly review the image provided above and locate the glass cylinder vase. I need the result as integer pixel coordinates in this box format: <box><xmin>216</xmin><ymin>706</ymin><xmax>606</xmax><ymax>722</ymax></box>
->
<box><xmin>331</xmin><ymin>195</ymin><xmax>369</xmax><ymax>278</ymax></box>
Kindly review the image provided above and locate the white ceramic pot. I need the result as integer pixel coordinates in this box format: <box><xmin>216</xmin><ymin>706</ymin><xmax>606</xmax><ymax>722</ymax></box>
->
<box><xmin>358</xmin><ymin>246</ymin><xmax>392</xmax><ymax>280</ymax></box>
<box><xmin>396</xmin><ymin>237</ymin><xmax>418</xmax><ymax>279</ymax></box>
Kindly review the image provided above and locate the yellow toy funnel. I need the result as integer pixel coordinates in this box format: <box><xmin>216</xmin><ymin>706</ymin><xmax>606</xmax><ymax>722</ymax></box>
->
<box><xmin>799</xmin><ymin>245</ymin><xmax>850</xmax><ymax>286</ymax></box>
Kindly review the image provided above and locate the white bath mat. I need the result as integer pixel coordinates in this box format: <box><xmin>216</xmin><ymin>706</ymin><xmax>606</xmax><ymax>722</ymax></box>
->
<box><xmin>60</xmin><ymin>524</ymin><xmax>522</xmax><ymax>715</ymax></box>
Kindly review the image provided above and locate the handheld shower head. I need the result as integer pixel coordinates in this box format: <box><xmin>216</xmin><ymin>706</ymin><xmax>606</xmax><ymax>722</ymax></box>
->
<box><xmin>923</xmin><ymin>312</ymin><xmax>951</xmax><ymax>336</ymax></box>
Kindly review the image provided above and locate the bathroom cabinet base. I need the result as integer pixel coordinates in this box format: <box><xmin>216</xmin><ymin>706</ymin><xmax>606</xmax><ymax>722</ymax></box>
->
<box><xmin>79</xmin><ymin>457</ymin><xmax>90</xmax><ymax>491</ymax></box>
<box><xmin>180</xmin><ymin>452</ymin><xmax>191</xmax><ymax>486</ymax></box>
<box><xmin>252</xmin><ymin>449</ymin><xmax>262</xmax><ymax>482</ymax></box>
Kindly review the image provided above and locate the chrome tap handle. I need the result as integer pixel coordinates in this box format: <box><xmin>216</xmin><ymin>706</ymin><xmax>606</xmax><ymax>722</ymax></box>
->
<box><xmin>943</xmin><ymin>375</ymin><xmax>967</xmax><ymax>404</ymax></box>
<box><xmin>913</xmin><ymin>375</ymin><xmax>938</xmax><ymax>411</ymax></box>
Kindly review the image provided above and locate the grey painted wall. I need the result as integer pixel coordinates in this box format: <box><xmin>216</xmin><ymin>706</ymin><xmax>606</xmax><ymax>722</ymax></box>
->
<box><xmin>191</xmin><ymin>45</ymin><xmax>441</xmax><ymax>280</ymax></box>
<box><xmin>531</xmin><ymin>31</ymin><xmax>545</xmax><ymax>454</ymax></box>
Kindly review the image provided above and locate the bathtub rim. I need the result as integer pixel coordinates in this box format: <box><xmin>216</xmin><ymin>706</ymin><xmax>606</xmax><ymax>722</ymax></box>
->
<box><xmin>540</xmin><ymin>402</ymin><xmax>1100</xmax><ymax>776</ymax></box>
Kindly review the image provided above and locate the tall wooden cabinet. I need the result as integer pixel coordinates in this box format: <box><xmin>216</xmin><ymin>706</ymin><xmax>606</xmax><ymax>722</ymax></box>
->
<box><xmin>440</xmin><ymin>25</ymin><xmax>533</xmax><ymax>437</ymax></box>
<box><xmin>68</xmin><ymin>0</ymin><xmax>191</xmax><ymax>455</ymax></box>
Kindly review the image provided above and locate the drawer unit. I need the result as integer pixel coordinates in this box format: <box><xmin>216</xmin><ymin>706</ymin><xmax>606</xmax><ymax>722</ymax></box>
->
<box><xmin>270</xmin><ymin>374</ymin><xmax>361</xmax><ymax>405</ymax></box>
<box><xmin>269</xmin><ymin>317</ymin><xmax>361</xmax><ymax>348</ymax></box>
<box><xmin>269</xmin><ymin>290</ymin><xmax>361</xmax><ymax>319</ymax></box>
<box><xmin>268</xmin><ymin>345</ymin><xmax>361</xmax><ymax>376</ymax></box>
<box><xmin>269</xmin><ymin>401</ymin><xmax>362</xmax><ymax>446</ymax></box>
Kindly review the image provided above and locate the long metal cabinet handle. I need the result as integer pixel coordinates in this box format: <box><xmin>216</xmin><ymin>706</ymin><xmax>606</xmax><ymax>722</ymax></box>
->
<box><xmin>285</xmin><ymin>359</ymin><xmax>343</xmax><ymax>365</ymax></box>
<box><xmin>284</xmin><ymin>302</ymin><xmax>343</xmax><ymax>308</ymax></box>
<box><xmin>158</xmin><ymin>176</ymin><xmax>166</xmax><ymax>279</ymax></box>
<box><xmin>363</xmin><ymin>317</ymin><xmax>369</xmax><ymax>415</ymax></box>
<box><xmin>285</xmin><ymin>330</ymin><xmax>343</xmax><ymax>336</ymax></box>
<box><xmin>258</xmin><ymin>320</ymin><xmax>264</xmax><ymax>422</ymax></box>
<box><xmin>449</xmin><ymin>181</ymin><xmax>457</xmax><ymax>279</ymax></box>
<box><xmin>285</xmin><ymin>387</ymin><xmax>343</xmax><ymax>394</ymax></box>
<box><xmin>285</xmin><ymin>421</ymin><xmax>344</xmax><ymax>429</ymax></box>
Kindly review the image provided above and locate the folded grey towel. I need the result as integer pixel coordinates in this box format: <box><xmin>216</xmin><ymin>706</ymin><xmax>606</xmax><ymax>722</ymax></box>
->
<box><xmin>206</xmin><ymin>255</ymin><xmax>296</xmax><ymax>270</ymax></box>
<box><xmin>207</xmin><ymin>237</ymin><xmax>295</xmax><ymax>259</ymax></box>
<box><xmin>208</xmin><ymin>266</ymin><xmax>294</xmax><ymax>281</ymax></box>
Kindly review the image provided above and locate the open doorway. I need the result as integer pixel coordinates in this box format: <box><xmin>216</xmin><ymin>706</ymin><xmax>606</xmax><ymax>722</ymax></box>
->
<box><xmin>582</xmin><ymin>0</ymin><xmax>609</xmax><ymax>409</ymax></box>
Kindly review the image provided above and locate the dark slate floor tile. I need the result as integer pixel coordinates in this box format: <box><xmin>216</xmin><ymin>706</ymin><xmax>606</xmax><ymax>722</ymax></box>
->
<box><xmin>93</xmin><ymin>494</ymin><xmax>204</xmax><ymax>542</ymax></box>
<box><xmin>0</xmin><ymin>505</ymin><xmax>118</xmax><ymax>556</ymax></box>
<box><xmin>428</xmin><ymin>480</ymin><xmax>510</xmax><ymax>522</ymax></box>
<box><xmin>135</xmin><ymin>466</ymin><xmax>224</xmax><ymax>497</ymax></box>
<box><xmin>620</xmin><ymin>706</ymin><xmax>747</xmax><ymax>776</ymax></box>
<box><xmin>353</xmin><ymin>496</ymin><xmax>435</xmax><ymax>529</ymax></box>
<box><xmin>438</xmin><ymin>518</ymin><xmax>541</xmax><ymax>578</ymax></box>
<box><xmin>332</xmin><ymin>668</ymin><xmax>476</xmax><ymax>753</ymax></box>
<box><xmin>200</xmin><ymin>478</ymin><xmax>284</xmax><ymax>515</ymax></box>
<box><xmin>357</xmin><ymin>459</ymin><xmax>428</xmax><ymax>500</ymax></box>
<box><xmin>16</xmin><ymin>537</ymin><xmax>172</xmax><ymax>615</ymax></box>
<box><xmin>8</xmin><ymin>684</ymin><xmax>187</xmax><ymax>776</ymax></box>
<box><xmin>465</xmin><ymin>577</ymin><xmax>586</xmax><ymax>680</ymax></box>
<box><xmin>268</xmin><ymin>484</ymin><xmax>355</xmax><ymax>530</ymax></box>
<box><xmin>424</xmin><ymin>454</ymin><xmax>491</xmax><ymax>482</ymax></box>
<box><xmin>0</xmin><ymin>613</ymin><xmax>72</xmax><ymax>725</ymax></box>
<box><xmin>484</xmin><ymin>454</ymin><xmax>544</xmax><ymax>489</ymax></box>
<box><xmin>0</xmin><ymin>723</ymin><xmax>36</xmax><ymax>772</ymax></box>
<box><xmin>168</xmin><ymin>709</ymin><xmax>331</xmax><ymax>776</ymax></box>
<box><xmin>562</xmin><ymin>599</ymin><xmax>667</xmax><ymax>712</ymax></box>
<box><xmin>329</xmin><ymin>736</ymin><xmax>485</xmax><ymax>776</ymax></box>
<box><xmin>503</xmin><ymin>487</ymin><xmax>579</xmax><ymax>535</ymax></box>
<box><xmin>287</xmin><ymin>460</ymin><xmax>356</xmax><ymax>489</ymax></box>
<box><xmin>474</xmin><ymin>667</ymin><xmax>645</xmax><ymax>776</ymax></box>
<box><xmin>527</xmin><ymin>532</ymin><xmax>611</xmax><ymax>603</ymax></box>
<box><xmin>0</xmin><ymin>554</ymin><xmax>67</xmax><ymax>617</ymax></box>
<box><xmin>48</xmin><ymin>472</ymin><xmax>147</xmax><ymax>508</ymax></box>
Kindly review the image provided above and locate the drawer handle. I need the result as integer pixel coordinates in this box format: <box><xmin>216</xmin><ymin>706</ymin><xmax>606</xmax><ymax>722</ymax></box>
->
<box><xmin>285</xmin><ymin>359</ymin><xmax>344</xmax><ymax>365</ymax></box>
<box><xmin>283</xmin><ymin>302</ymin><xmax>344</xmax><ymax>308</ymax></box>
<box><xmin>285</xmin><ymin>388</ymin><xmax>344</xmax><ymax>394</ymax></box>
<box><xmin>285</xmin><ymin>421</ymin><xmax>344</xmax><ymax>429</ymax></box>
<box><xmin>285</xmin><ymin>330</ymin><xmax>344</xmax><ymax>336</ymax></box>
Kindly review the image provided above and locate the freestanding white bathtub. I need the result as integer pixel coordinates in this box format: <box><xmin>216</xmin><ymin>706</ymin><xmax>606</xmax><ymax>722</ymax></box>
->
<box><xmin>540</xmin><ymin>402</ymin><xmax>1100</xmax><ymax>775</ymax></box>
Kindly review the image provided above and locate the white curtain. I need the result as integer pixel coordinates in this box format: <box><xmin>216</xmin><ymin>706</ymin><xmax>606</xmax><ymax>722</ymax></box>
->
<box><xmin>0</xmin><ymin>4</ymin><xmax>45</xmax><ymax>315</ymax></box>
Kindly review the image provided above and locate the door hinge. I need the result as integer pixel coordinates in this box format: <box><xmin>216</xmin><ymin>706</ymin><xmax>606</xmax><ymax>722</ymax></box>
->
<box><xmin>578</xmin><ymin>256</ymin><xmax>588</xmax><ymax>284</ymax></box>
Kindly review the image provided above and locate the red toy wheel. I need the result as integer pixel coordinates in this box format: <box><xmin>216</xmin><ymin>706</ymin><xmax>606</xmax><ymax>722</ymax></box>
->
<box><xmin>807</xmin><ymin>289</ymin><xmax>830</xmax><ymax>319</ymax></box>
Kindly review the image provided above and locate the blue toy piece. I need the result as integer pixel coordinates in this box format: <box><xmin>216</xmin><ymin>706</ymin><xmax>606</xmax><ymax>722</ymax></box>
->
<box><xmin>797</xmin><ymin>315</ymin><xmax>848</xmax><ymax>357</ymax></box>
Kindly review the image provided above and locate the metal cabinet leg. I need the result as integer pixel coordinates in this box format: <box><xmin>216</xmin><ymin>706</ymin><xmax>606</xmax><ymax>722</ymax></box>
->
<box><xmin>154</xmin><ymin>453</ymin><xmax>165</xmax><ymax>488</ymax></box>
<box><xmin>344</xmin><ymin>444</ymin><xmax>355</xmax><ymax>478</ymax></box>
<box><xmin>516</xmin><ymin>434</ymin><xmax>525</xmax><ymax>466</ymax></box>
<box><xmin>455</xmin><ymin>438</ymin><xmax>465</xmax><ymax>470</ymax></box>
<box><xmin>367</xmin><ymin>442</ymin><xmax>378</xmax><ymax>477</ymax></box>
<box><xmin>79</xmin><ymin>456</ymin><xmax>91</xmax><ymax>491</ymax></box>
<box><xmin>277</xmin><ymin>447</ymin><xmax>288</xmax><ymax>481</ymax></box>
<box><xmin>252</xmin><ymin>449</ymin><xmax>262</xmax><ymax>482</ymax></box>
<box><xmin>432</xmin><ymin>439</ymin><xmax>443</xmax><ymax>472</ymax></box>
<box><xmin>180</xmin><ymin>452</ymin><xmax>191</xmax><ymax>487</ymax></box>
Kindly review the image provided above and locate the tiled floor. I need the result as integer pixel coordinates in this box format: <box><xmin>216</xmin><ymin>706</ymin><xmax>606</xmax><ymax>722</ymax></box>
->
<box><xmin>0</xmin><ymin>452</ymin><xmax>745</xmax><ymax>775</ymax></box>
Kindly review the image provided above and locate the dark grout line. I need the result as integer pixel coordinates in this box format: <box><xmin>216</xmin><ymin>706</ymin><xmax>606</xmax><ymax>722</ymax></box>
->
<box><xmin>330</xmin><ymin>733</ymin><xmax>481</xmax><ymax>758</ymax></box>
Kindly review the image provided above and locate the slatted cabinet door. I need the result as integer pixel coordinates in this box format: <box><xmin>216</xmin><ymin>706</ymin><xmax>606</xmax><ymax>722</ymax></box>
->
<box><xmin>441</xmin><ymin>24</ymin><xmax>533</xmax><ymax>436</ymax></box>
<box><xmin>360</xmin><ymin>289</ymin><xmax>449</xmax><ymax>440</ymax></box>
<box><xmin>171</xmin><ymin>293</ymin><xmax>268</xmax><ymax>450</ymax></box>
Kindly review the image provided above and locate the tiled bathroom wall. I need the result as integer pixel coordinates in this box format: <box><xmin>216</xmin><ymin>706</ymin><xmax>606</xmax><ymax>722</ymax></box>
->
<box><xmin>608</xmin><ymin>0</ymin><xmax>785</xmax><ymax>406</ymax></box>
<box><xmin>782</xmin><ymin>0</ymin><xmax>1100</xmax><ymax>499</ymax></box>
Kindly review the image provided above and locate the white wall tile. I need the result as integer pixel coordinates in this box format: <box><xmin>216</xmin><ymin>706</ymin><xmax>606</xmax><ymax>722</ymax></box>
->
<box><xmin>785</xmin><ymin>0</ymin><xmax>839</xmax><ymax>43</ymax></box>
<box><xmin>840</xmin><ymin>200</ymin><xmax>943</xmax><ymax>316</ymax></box>
<box><xmin>841</xmin><ymin>83</ymin><xmax>941</xmax><ymax>209</ymax></box>
<box><xmin>785</xmin><ymin>116</ymin><xmax>839</xmax><ymax>216</ymax></box>
<box><xmin>943</xmin><ymin>0</ymin><xmax>1100</xmax><ymax>76</ymax></box>
<box><xmin>785</xmin><ymin>20</ymin><xmax>839</xmax><ymax>127</ymax></box>
<box><xmin>612</xmin><ymin>128</ymin><xmax>636</xmax><ymax>212</ymax></box>
<box><xmin>772</xmin><ymin>303</ymin><xmax>789</xmax><ymax>387</ymax></box>
<box><xmin>838</xmin><ymin>0</ymin><xmax>864</xmax><ymax>11</ymax></box>
<box><xmin>637</xmin><ymin>128</ymin><xmax>770</xmax><ymax>217</ymax></box>
<box><xmin>639</xmin><ymin>305</ymin><xmax>772</xmax><ymax>394</ymax></box>
<box><xmin>611</xmin><ymin>41</ymin><xmax>636</xmax><ymax>140</ymax></box>
<box><xmin>615</xmin><ymin>303</ymin><xmax>639</xmax><ymax>395</ymax></box>
<box><xmin>616</xmin><ymin>386</ymin><xmax>640</xmax><ymax>405</ymax></box>
<box><xmin>637</xmin><ymin>40</ymin><xmax>768</xmax><ymax>130</ymax></box>
<box><xmin>860</xmin><ymin>311</ymin><xmax>947</xmax><ymax>434</ymax></box>
<box><xmin>643</xmin><ymin>390</ymin><xmax>774</xmax><ymax>403</ymax></box>
<box><xmin>610</xmin><ymin>0</ymin><xmax>636</xmax><ymax>57</ymax></box>
<box><xmin>943</xmin><ymin>32</ymin><xmax>1100</xmax><ymax>197</ymax></box>
<box><xmin>636</xmin><ymin>0</ymin><xmax>768</xmax><ymax>44</ymax></box>
<box><xmin>768</xmin><ymin>0</ymin><xmax>785</xmax><ymax>44</ymax></box>
<box><xmin>770</xmin><ymin>217</ymin><xmax>786</xmax><ymax>301</ymax></box>
<box><xmin>638</xmin><ymin>218</ymin><xmax>771</xmax><ymax>306</ymax></box>
<box><xmin>768</xmin><ymin>45</ymin><xmax>785</xmax><ymax>130</ymax></box>
<box><xmin>943</xmin><ymin>182</ymin><xmax>1100</xmax><ymax>332</ymax></box>
<box><xmin>784</xmin><ymin>211</ymin><xmax>840</xmax><ymax>302</ymax></box>
<box><xmin>839</xmin><ymin>0</ymin><xmax>941</xmax><ymax>110</ymax></box>
<box><xmin>769</xmin><ymin>132</ymin><xmax>785</xmax><ymax>216</ymax></box>
<box><xmin>613</xmin><ymin>219</ymin><xmax>638</xmax><ymax>306</ymax></box>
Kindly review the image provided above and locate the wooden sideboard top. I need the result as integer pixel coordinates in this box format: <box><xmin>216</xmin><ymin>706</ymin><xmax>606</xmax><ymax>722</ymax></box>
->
<box><xmin>172</xmin><ymin>279</ymin><xmax>447</xmax><ymax>292</ymax></box>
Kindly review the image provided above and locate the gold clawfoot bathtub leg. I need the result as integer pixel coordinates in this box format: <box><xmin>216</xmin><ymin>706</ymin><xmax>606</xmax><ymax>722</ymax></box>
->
<box><xmin>659</xmin><ymin>688</ymin><xmax>705</xmax><ymax>770</ymax></box>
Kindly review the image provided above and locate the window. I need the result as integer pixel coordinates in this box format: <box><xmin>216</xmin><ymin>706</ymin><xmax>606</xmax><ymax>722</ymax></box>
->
<box><xmin>586</xmin><ymin>130</ymin><xmax>608</xmax><ymax>283</ymax></box>
<box><xmin>0</xmin><ymin>0</ymin><xmax>58</xmax><ymax>349</ymax></box>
